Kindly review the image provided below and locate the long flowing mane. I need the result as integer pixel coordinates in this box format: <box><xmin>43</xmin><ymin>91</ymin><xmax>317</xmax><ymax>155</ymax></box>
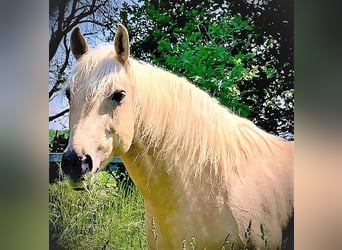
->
<box><xmin>129</xmin><ymin>59</ymin><xmax>286</xmax><ymax>186</ymax></box>
<box><xmin>68</xmin><ymin>44</ymin><xmax>286</xmax><ymax>187</ymax></box>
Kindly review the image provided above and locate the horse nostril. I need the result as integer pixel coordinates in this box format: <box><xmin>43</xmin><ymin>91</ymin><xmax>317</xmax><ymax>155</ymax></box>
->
<box><xmin>81</xmin><ymin>154</ymin><xmax>93</xmax><ymax>173</ymax></box>
<box><xmin>61</xmin><ymin>149</ymin><xmax>82</xmax><ymax>175</ymax></box>
<box><xmin>61</xmin><ymin>150</ymin><xmax>92</xmax><ymax>177</ymax></box>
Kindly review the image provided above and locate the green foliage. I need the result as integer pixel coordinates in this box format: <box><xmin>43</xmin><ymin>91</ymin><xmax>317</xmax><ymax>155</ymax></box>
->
<box><xmin>49</xmin><ymin>129</ymin><xmax>69</xmax><ymax>152</ymax></box>
<box><xmin>49</xmin><ymin>171</ymin><xmax>147</xmax><ymax>249</ymax></box>
<box><xmin>151</xmin><ymin>13</ymin><xmax>266</xmax><ymax>117</ymax></box>
<box><xmin>125</xmin><ymin>0</ymin><xmax>293</xmax><ymax>138</ymax></box>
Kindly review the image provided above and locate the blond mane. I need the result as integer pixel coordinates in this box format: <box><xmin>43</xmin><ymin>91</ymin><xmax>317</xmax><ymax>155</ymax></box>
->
<box><xmin>68</xmin><ymin>44</ymin><xmax>285</xmax><ymax>187</ymax></box>
<box><xmin>128</xmin><ymin>59</ymin><xmax>286</xmax><ymax>186</ymax></box>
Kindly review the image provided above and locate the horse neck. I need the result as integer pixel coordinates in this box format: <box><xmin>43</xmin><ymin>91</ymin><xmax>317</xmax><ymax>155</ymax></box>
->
<box><xmin>131</xmin><ymin>60</ymin><xmax>231</xmax><ymax>158</ymax></box>
<box><xmin>120</xmin><ymin>139</ymin><xmax>184</xmax><ymax>205</ymax></box>
<box><xmin>126</xmin><ymin>59</ymin><xmax>284</xmax><ymax>192</ymax></box>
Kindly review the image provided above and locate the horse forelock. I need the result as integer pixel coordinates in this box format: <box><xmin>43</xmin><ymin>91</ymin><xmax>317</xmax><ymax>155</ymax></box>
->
<box><xmin>67</xmin><ymin>44</ymin><xmax>130</xmax><ymax>104</ymax></box>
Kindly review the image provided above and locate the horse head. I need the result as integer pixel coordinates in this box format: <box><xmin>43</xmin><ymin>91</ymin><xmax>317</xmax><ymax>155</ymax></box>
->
<box><xmin>61</xmin><ymin>25</ymin><xmax>134</xmax><ymax>189</ymax></box>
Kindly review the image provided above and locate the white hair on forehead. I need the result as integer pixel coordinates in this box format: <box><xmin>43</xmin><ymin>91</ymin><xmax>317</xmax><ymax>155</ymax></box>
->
<box><xmin>67</xmin><ymin>44</ymin><xmax>130</xmax><ymax>103</ymax></box>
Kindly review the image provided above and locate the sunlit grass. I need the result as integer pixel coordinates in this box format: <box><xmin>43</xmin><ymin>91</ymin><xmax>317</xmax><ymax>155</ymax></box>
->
<box><xmin>49</xmin><ymin>170</ymin><xmax>147</xmax><ymax>249</ymax></box>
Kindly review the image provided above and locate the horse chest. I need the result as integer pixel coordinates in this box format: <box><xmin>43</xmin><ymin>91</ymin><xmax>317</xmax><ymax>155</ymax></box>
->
<box><xmin>143</xmin><ymin>184</ymin><xmax>242</xmax><ymax>249</ymax></box>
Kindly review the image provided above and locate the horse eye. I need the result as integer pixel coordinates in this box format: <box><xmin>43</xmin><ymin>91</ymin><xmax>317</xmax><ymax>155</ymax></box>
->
<box><xmin>111</xmin><ymin>90</ymin><xmax>126</xmax><ymax>104</ymax></box>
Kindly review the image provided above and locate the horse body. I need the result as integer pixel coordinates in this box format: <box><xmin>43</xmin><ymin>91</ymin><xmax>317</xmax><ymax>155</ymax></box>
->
<box><xmin>122</xmin><ymin>108</ymin><xmax>293</xmax><ymax>249</ymax></box>
<box><xmin>122</xmin><ymin>60</ymin><xmax>294</xmax><ymax>249</ymax></box>
<box><xmin>121</xmin><ymin>143</ymin><xmax>242</xmax><ymax>249</ymax></box>
<box><xmin>61</xmin><ymin>25</ymin><xmax>294</xmax><ymax>249</ymax></box>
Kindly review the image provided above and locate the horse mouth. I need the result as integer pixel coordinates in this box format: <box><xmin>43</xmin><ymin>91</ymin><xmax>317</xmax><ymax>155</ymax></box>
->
<box><xmin>67</xmin><ymin>172</ymin><xmax>97</xmax><ymax>191</ymax></box>
<box><xmin>64</xmin><ymin>156</ymin><xmax>104</xmax><ymax>191</ymax></box>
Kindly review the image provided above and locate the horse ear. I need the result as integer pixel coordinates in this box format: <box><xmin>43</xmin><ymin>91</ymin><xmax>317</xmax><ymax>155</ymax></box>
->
<box><xmin>70</xmin><ymin>27</ymin><xmax>89</xmax><ymax>60</ymax></box>
<box><xmin>114</xmin><ymin>24</ymin><xmax>130</xmax><ymax>63</ymax></box>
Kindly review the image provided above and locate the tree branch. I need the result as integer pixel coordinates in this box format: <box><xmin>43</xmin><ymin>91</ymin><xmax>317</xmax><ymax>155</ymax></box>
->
<box><xmin>49</xmin><ymin>108</ymin><xmax>70</xmax><ymax>122</ymax></box>
<box><xmin>49</xmin><ymin>75</ymin><xmax>67</xmax><ymax>99</ymax></box>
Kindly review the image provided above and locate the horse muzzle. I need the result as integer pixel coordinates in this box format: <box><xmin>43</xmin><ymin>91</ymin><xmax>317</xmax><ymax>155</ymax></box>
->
<box><xmin>61</xmin><ymin>149</ymin><xmax>93</xmax><ymax>190</ymax></box>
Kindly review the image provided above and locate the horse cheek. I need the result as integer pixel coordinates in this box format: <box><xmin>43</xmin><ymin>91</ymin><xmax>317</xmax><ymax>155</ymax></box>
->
<box><xmin>114</xmin><ymin>106</ymin><xmax>134</xmax><ymax>153</ymax></box>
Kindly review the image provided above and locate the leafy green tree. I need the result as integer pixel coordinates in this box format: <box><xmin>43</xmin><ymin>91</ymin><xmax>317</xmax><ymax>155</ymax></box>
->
<box><xmin>228</xmin><ymin>0</ymin><xmax>294</xmax><ymax>138</ymax></box>
<box><xmin>121</xmin><ymin>0</ymin><xmax>293</xmax><ymax>139</ymax></box>
<box><xmin>152</xmin><ymin>12</ymin><xmax>279</xmax><ymax>118</ymax></box>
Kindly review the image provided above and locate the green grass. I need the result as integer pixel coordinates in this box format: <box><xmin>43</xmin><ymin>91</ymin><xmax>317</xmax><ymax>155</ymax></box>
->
<box><xmin>49</xmin><ymin>170</ymin><xmax>148</xmax><ymax>249</ymax></box>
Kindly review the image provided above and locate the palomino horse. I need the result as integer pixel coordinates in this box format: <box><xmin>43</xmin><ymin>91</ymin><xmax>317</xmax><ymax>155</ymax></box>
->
<box><xmin>61</xmin><ymin>24</ymin><xmax>294</xmax><ymax>249</ymax></box>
